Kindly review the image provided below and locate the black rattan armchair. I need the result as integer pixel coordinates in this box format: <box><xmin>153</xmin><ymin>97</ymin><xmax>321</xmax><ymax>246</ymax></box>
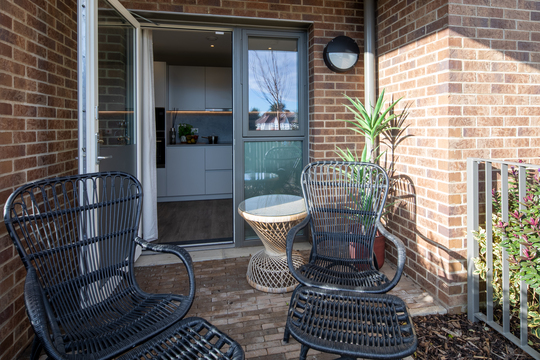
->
<box><xmin>286</xmin><ymin>161</ymin><xmax>406</xmax><ymax>293</ymax></box>
<box><xmin>284</xmin><ymin>161</ymin><xmax>416</xmax><ymax>360</ymax></box>
<box><xmin>4</xmin><ymin>172</ymin><xmax>243</xmax><ymax>360</ymax></box>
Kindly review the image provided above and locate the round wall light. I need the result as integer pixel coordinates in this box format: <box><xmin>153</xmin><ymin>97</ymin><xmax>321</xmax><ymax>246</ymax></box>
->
<box><xmin>323</xmin><ymin>36</ymin><xmax>360</xmax><ymax>73</ymax></box>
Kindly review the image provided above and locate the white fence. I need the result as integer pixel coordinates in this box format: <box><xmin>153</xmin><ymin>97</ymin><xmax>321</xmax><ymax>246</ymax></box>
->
<box><xmin>467</xmin><ymin>158</ymin><xmax>540</xmax><ymax>359</ymax></box>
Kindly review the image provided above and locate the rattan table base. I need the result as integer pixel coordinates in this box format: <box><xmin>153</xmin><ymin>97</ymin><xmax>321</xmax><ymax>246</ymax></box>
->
<box><xmin>247</xmin><ymin>249</ymin><xmax>305</xmax><ymax>293</ymax></box>
<box><xmin>238</xmin><ymin>195</ymin><xmax>307</xmax><ymax>293</ymax></box>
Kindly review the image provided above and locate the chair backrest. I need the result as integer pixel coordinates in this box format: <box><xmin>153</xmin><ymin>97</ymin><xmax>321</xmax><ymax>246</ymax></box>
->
<box><xmin>301</xmin><ymin>161</ymin><xmax>389</xmax><ymax>268</ymax></box>
<box><xmin>264</xmin><ymin>145</ymin><xmax>302</xmax><ymax>193</ymax></box>
<box><xmin>3</xmin><ymin>172</ymin><xmax>142</xmax><ymax>330</ymax></box>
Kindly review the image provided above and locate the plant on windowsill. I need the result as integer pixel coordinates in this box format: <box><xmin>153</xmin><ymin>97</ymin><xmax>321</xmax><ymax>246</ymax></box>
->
<box><xmin>335</xmin><ymin>89</ymin><xmax>411</xmax><ymax>268</ymax></box>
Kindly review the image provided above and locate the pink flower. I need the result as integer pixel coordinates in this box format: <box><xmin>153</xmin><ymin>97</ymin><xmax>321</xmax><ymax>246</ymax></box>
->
<box><xmin>496</xmin><ymin>221</ymin><xmax>509</xmax><ymax>228</ymax></box>
<box><xmin>523</xmin><ymin>194</ymin><xmax>534</xmax><ymax>203</ymax></box>
<box><xmin>523</xmin><ymin>248</ymin><xmax>531</xmax><ymax>260</ymax></box>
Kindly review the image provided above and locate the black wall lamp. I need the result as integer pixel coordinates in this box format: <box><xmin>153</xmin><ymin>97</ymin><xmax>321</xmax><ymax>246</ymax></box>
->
<box><xmin>323</xmin><ymin>36</ymin><xmax>360</xmax><ymax>73</ymax></box>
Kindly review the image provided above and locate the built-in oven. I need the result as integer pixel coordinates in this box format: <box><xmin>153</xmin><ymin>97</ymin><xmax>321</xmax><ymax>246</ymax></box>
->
<box><xmin>156</xmin><ymin>107</ymin><xmax>165</xmax><ymax>168</ymax></box>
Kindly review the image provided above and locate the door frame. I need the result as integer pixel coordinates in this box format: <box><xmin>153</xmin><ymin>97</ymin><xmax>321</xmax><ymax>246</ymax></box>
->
<box><xmin>77</xmin><ymin>0</ymin><xmax>142</xmax><ymax>181</ymax></box>
<box><xmin>233</xmin><ymin>29</ymin><xmax>309</xmax><ymax>248</ymax></box>
<box><xmin>87</xmin><ymin>14</ymin><xmax>310</xmax><ymax>249</ymax></box>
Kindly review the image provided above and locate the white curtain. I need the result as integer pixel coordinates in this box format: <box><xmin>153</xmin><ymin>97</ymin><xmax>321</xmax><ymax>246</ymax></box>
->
<box><xmin>141</xmin><ymin>29</ymin><xmax>158</xmax><ymax>241</ymax></box>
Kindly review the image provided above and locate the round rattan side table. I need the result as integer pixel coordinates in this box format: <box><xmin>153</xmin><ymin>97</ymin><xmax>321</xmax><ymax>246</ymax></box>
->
<box><xmin>238</xmin><ymin>194</ymin><xmax>307</xmax><ymax>293</ymax></box>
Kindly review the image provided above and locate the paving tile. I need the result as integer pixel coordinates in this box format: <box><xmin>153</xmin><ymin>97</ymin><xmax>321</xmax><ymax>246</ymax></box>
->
<box><xmin>19</xmin><ymin>248</ymin><xmax>445</xmax><ymax>360</ymax></box>
<box><xmin>130</xmin><ymin>249</ymin><xmax>446</xmax><ymax>359</ymax></box>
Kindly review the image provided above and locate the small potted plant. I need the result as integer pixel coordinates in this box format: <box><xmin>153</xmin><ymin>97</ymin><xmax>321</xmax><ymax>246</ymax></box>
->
<box><xmin>177</xmin><ymin>123</ymin><xmax>194</xmax><ymax>144</ymax></box>
<box><xmin>336</xmin><ymin>89</ymin><xmax>411</xmax><ymax>268</ymax></box>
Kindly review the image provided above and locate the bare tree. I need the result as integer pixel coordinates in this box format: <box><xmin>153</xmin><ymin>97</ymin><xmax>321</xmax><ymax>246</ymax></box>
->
<box><xmin>250</xmin><ymin>50</ymin><xmax>291</xmax><ymax>128</ymax></box>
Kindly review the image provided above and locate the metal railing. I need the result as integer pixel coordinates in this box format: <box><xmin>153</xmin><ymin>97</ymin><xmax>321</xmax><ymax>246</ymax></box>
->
<box><xmin>467</xmin><ymin>158</ymin><xmax>540</xmax><ymax>359</ymax></box>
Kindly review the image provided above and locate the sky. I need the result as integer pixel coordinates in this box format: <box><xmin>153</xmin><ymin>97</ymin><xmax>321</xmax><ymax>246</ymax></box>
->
<box><xmin>248</xmin><ymin>50</ymin><xmax>298</xmax><ymax>114</ymax></box>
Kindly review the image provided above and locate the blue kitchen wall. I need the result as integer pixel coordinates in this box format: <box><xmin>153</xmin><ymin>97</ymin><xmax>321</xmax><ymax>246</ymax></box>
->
<box><xmin>169</xmin><ymin>112</ymin><xmax>233</xmax><ymax>144</ymax></box>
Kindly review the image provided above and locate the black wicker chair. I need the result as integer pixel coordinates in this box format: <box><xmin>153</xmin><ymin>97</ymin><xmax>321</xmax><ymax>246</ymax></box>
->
<box><xmin>4</xmin><ymin>172</ymin><xmax>244</xmax><ymax>360</ymax></box>
<box><xmin>284</xmin><ymin>161</ymin><xmax>417</xmax><ymax>360</ymax></box>
<box><xmin>263</xmin><ymin>145</ymin><xmax>302</xmax><ymax>195</ymax></box>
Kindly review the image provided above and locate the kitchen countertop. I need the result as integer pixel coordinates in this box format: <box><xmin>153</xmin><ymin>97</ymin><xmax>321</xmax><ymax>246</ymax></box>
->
<box><xmin>167</xmin><ymin>143</ymin><xmax>232</xmax><ymax>147</ymax></box>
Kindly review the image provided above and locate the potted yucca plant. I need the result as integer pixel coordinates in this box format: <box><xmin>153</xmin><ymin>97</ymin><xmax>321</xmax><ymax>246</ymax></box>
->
<box><xmin>336</xmin><ymin>89</ymin><xmax>410</xmax><ymax>268</ymax></box>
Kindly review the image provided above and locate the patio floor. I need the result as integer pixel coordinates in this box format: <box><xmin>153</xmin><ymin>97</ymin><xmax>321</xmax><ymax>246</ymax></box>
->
<box><xmin>17</xmin><ymin>243</ymin><xmax>445</xmax><ymax>360</ymax></box>
<box><xmin>133</xmin><ymin>244</ymin><xmax>446</xmax><ymax>359</ymax></box>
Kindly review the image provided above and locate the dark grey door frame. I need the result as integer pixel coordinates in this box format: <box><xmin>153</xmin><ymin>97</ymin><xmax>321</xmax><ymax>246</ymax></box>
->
<box><xmin>232</xmin><ymin>28</ymin><xmax>308</xmax><ymax>248</ymax></box>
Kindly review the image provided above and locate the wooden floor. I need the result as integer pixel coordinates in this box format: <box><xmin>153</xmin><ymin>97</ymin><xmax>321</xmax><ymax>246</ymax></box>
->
<box><xmin>155</xmin><ymin>199</ymin><xmax>233</xmax><ymax>244</ymax></box>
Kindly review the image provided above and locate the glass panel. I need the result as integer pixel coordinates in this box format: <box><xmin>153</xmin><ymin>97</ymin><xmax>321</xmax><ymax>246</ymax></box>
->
<box><xmin>97</xmin><ymin>1</ymin><xmax>136</xmax><ymax>175</ymax></box>
<box><xmin>98</xmin><ymin>2</ymin><xmax>135</xmax><ymax>146</ymax></box>
<box><xmin>244</xmin><ymin>141</ymin><xmax>303</xmax><ymax>239</ymax></box>
<box><xmin>248</xmin><ymin>37</ymin><xmax>299</xmax><ymax>131</ymax></box>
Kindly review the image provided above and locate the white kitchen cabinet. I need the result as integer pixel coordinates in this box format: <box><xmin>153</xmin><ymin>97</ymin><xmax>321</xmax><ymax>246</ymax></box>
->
<box><xmin>161</xmin><ymin>145</ymin><xmax>232</xmax><ymax>200</ymax></box>
<box><xmin>157</xmin><ymin>167</ymin><xmax>167</xmax><ymax>197</ymax></box>
<box><xmin>205</xmin><ymin>67</ymin><xmax>232</xmax><ymax>109</ymax></box>
<box><xmin>206</xmin><ymin>170</ymin><xmax>232</xmax><ymax>194</ymax></box>
<box><xmin>166</xmin><ymin>147</ymin><xmax>205</xmax><ymax>196</ymax></box>
<box><xmin>153</xmin><ymin>61</ymin><xmax>167</xmax><ymax>108</ymax></box>
<box><xmin>168</xmin><ymin>66</ymin><xmax>205</xmax><ymax>110</ymax></box>
<box><xmin>205</xmin><ymin>146</ymin><xmax>233</xmax><ymax>170</ymax></box>
<box><xmin>205</xmin><ymin>145</ymin><xmax>232</xmax><ymax>194</ymax></box>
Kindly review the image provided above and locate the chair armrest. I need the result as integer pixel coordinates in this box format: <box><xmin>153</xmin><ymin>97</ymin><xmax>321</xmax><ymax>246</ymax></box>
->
<box><xmin>286</xmin><ymin>214</ymin><xmax>311</xmax><ymax>282</ymax></box>
<box><xmin>134</xmin><ymin>237</ymin><xmax>196</xmax><ymax>308</ymax></box>
<box><xmin>25</xmin><ymin>268</ymin><xmax>66</xmax><ymax>360</ymax></box>
<box><xmin>376</xmin><ymin>220</ymin><xmax>406</xmax><ymax>292</ymax></box>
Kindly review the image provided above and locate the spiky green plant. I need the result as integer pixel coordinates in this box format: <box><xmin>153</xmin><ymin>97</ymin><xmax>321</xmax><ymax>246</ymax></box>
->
<box><xmin>336</xmin><ymin>89</ymin><xmax>402</xmax><ymax>163</ymax></box>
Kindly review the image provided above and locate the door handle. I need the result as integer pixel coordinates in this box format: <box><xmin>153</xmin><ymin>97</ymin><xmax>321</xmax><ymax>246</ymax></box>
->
<box><xmin>95</xmin><ymin>133</ymin><xmax>111</xmax><ymax>163</ymax></box>
<box><xmin>97</xmin><ymin>155</ymin><xmax>112</xmax><ymax>161</ymax></box>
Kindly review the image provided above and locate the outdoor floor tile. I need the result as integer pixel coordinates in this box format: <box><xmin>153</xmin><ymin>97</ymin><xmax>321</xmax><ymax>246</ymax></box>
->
<box><xmin>130</xmin><ymin>245</ymin><xmax>446</xmax><ymax>359</ymax></box>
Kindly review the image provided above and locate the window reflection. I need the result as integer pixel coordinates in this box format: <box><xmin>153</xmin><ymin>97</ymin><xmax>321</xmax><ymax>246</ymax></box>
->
<box><xmin>248</xmin><ymin>37</ymin><xmax>299</xmax><ymax>131</ymax></box>
<box><xmin>244</xmin><ymin>141</ymin><xmax>302</xmax><ymax>199</ymax></box>
<box><xmin>244</xmin><ymin>141</ymin><xmax>303</xmax><ymax>239</ymax></box>
<box><xmin>97</xmin><ymin>1</ymin><xmax>135</xmax><ymax>146</ymax></box>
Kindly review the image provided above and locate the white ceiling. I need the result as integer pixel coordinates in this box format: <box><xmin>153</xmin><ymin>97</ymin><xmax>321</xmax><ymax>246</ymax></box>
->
<box><xmin>153</xmin><ymin>29</ymin><xmax>232</xmax><ymax>67</ymax></box>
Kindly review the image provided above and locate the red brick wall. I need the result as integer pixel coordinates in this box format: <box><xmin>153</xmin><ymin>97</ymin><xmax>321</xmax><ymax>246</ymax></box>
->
<box><xmin>0</xmin><ymin>1</ymin><xmax>364</xmax><ymax>358</ymax></box>
<box><xmin>377</xmin><ymin>0</ymin><xmax>540</xmax><ymax>313</ymax></box>
<box><xmin>119</xmin><ymin>0</ymin><xmax>367</xmax><ymax>161</ymax></box>
<box><xmin>0</xmin><ymin>1</ymin><xmax>78</xmax><ymax>359</ymax></box>
<box><xmin>446</xmin><ymin>1</ymin><xmax>540</xmax><ymax>161</ymax></box>
<box><xmin>377</xmin><ymin>0</ymin><xmax>460</xmax><ymax>312</ymax></box>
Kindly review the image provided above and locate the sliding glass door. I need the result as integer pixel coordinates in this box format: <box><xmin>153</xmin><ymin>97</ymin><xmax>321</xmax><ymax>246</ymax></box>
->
<box><xmin>234</xmin><ymin>29</ymin><xmax>308</xmax><ymax>247</ymax></box>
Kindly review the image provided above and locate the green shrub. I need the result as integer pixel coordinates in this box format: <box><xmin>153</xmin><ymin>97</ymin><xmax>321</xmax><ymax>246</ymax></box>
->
<box><xmin>473</xmin><ymin>163</ymin><xmax>540</xmax><ymax>337</ymax></box>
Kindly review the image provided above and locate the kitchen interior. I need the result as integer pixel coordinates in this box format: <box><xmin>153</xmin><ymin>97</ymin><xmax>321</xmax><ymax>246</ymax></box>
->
<box><xmin>153</xmin><ymin>29</ymin><xmax>233</xmax><ymax>246</ymax></box>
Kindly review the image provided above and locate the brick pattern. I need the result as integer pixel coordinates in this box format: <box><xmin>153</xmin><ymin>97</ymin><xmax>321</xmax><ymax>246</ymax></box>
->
<box><xmin>0</xmin><ymin>1</ymin><xmax>78</xmax><ymax>359</ymax></box>
<box><xmin>16</xmin><ymin>252</ymin><xmax>433</xmax><ymax>359</ymax></box>
<box><xmin>377</xmin><ymin>0</ymin><xmax>540</xmax><ymax>313</ymax></box>
<box><xmin>132</xmin><ymin>253</ymin><xmax>431</xmax><ymax>359</ymax></box>
<box><xmin>118</xmin><ymin>0</ymin><xmax>366</xmax><ymax>161</ymax></box>
<box><xmin>98</xmin><ymin>26</ymin><xmax>132</xmax><ymax>146</ymax></box>
<box><xmin>377</xmin><ymin>0</ymin><xmax>462</xmax><ymax>313</ymax></box>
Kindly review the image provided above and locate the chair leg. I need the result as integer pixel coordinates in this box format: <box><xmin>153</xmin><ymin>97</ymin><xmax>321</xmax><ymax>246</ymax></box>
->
<box><xmin>30</xmin><ymin>337</ymin><xmax>43</xmax><ymax>360</ymax></box>
<box><xmin>299</xmin><ymin>344</ymin><xmax>309</xmax><ymax>360</ymax></box>
<box><xmin>283</xmin><ymin>327</ymin><xmax>290</xmax><ymax>343</ymax></box>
